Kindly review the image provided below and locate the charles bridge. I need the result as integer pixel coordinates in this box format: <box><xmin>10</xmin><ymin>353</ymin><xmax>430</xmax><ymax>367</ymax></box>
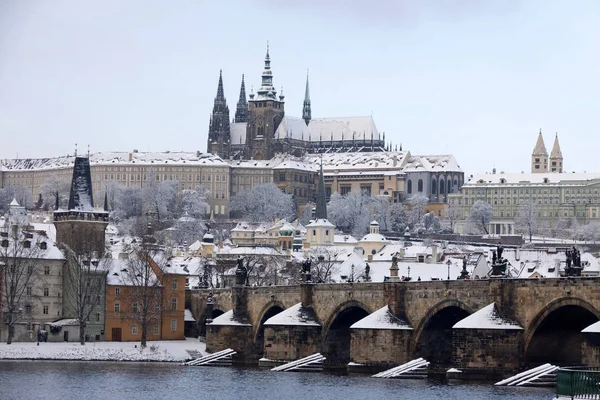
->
<box><xmin>187</xmin><ymin>277</ymin><xmax>600</xmax><ymax>378</ymax></box>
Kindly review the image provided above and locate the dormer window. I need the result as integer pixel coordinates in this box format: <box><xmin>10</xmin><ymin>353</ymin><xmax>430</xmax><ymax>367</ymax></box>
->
<box><xmin>23</xmin><ymin>240</ymin><xmax>31</xmax><ymax>249</ymax></box>
<box><xmin>1</xmin><ymin>239</ymin><xmax>8</xmax><ymax>248</ymax></box>
<box><xmin>39</xmin><ymin>242</ymin><xmax>47</xmax><ymax>250</ymax></box>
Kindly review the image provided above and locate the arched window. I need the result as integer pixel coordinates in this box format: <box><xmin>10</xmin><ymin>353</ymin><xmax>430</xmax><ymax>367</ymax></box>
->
<box><xmin>431</xmin><ymin>179</ymin><xmax>437</xmax><ymax>194</ymax></box>
<box><xmin>407</xmin><ymin>180</ymin><xmax>412</xmax><ymax>194</ymax></box>
<box><xmin>447</xmin><ymin>179</ymin><xmax>452</xmax><ymax>193</ymax></box>
<box><xmin>418</xmin><ymin>179</ymin><xmax>423</xmax><ymax>192</ymax></box>
<box><xmin>440</xmin><ymin>179</ymin><xmax>445</xmax><ymax>194</ymax></box>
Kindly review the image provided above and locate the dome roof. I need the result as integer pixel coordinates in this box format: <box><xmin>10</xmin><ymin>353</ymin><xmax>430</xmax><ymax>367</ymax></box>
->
<box><xmin>360</xmin><ymin>233</ymin><xmax>389</xmax><ymax>243</ymax></box>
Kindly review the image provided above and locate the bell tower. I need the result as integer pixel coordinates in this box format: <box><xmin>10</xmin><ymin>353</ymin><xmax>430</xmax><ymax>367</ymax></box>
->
<box><xmin>531</xmin><ymin>129</ymin><xmax>548</xmax><ymax>173</ymax></box>
<box><xmin>245</xmin><ymin>43</ymin><xmax>285</xmax><ymax>160</ymax></box>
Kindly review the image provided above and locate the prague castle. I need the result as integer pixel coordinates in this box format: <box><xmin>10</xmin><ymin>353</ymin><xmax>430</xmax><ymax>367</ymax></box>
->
<box><xmin>207</xmin><ymin>45</ymin><xmax>387</xmax><ymax>161</ymax></box>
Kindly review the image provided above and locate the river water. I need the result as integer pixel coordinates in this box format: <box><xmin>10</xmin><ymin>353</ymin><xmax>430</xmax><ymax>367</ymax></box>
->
<box><xmin>0</xmin><ymin>361</ymin><xmax>555</xmax><ymax>400</ymax></box>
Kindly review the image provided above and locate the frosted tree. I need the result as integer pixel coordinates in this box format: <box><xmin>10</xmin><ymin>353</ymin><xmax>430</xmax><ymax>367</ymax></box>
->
<box><xmin>407</xmin><ymin>194</ymin><xmax>429</xmax><ymax>229</ymax></box>
<box><xmin>0</xmin><ymin>185</ymin><xmax>33</xmax><ymax>211</ymax></box>
<box><xmin>234</xmin><ymin>254</ymin><xmax>283</xmax><ymax>286</ymax></box>
<box><xmin>116</xmin><ymin>187</ymin><xmax>144</xmax><ymax>218</ymax></box>
<box><xmin>40</xmin><ymin>176</ymin><xmax>71</xmax><ymax>210</ymax></box>
<box><xmin>444</xmin><ymin>202</ymin><xmax>461</xmax><ymax>232</ymax></box>
<box><xmin>582</xmin><ymin>221</ymin><xmax>600</xmax><ymax>243</ymax></box>
<box><xmin>0</xmin><ymin>187</ymin><xmax>16</xmax><ymax>213</ymax></box>
<box><xmin>372</xmin><ymin>196</ymin><xmax>394</xmax><ymax>232</ymax></box>
<box><xmin>229</xmin><ymin>183</ymin><xmax>295</xmax><ymax>222</ymax></box>
<box><xmin>178</xmin><ymin>185</ymin><xmax>210</xmax><ymax>218</ymax></box>
<box><xmin>328</xmin><ymin>191</ymin><xmax>374</xmax><ymax>237</ymax></box>
<box><xmin>169</xmin><ymin>216</ymin><xmax>206</xmax><ymax>247</ymax></box>
<box><xmin>516</xmin><ymin>200</ymin><xmax>537</xmax><ymax>242</ymax></box>
<box><xmin>299</xmin><ymin>202</ymin><xmax>315</xmax><ymax>226</ymax></box>
<box><xmin>61</xmin><ymin>246</ymin><xmax>110</xmax><ymax>345</ymax></box>
<box><xmin>142</xmin><ymin>171</ymin><xmax>177</xmax><ymax>221</ymax></box>
<box><xmin>103</xmin><ymin>180</ymin><xmax>126</xmax><ymax>212</ymax></box>
<box><xmin>0</xmin><ymin>226</ymin><xmax>44</xmax><ymax>344</ymax></box>
<box><xmin>466</xmin><ymin>200</ymin><xmax>492</xmax><ymax>234</ymax></box>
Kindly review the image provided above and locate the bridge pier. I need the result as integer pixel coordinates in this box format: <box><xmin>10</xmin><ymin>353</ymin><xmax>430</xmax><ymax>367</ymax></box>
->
<box><xmin>350</xmin><ymin>329</ymin><xmax>413</xmax><ymax>373</ymax></box>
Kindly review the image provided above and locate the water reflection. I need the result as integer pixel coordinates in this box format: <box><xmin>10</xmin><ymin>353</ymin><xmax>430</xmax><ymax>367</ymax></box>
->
<box><xmin>0</xmin><ymin>361</ymin><xmax>553</xmax><ymax>400</ymax></box>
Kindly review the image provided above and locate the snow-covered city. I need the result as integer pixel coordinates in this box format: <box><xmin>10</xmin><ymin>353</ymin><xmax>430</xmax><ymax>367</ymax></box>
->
<box><xmin>2</xmin><ymin>2</ymin><xmax>600</xmax><ymax>400</ymax></box>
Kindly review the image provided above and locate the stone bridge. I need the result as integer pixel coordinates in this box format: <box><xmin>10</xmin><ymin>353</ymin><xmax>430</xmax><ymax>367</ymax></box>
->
<box><xmin>187</xmin><ymin>277</ymin><xmax>600</xmax><ymax>378</ymax></box>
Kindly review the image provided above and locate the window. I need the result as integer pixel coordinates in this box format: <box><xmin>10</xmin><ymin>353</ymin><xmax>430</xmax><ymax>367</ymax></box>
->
<box><xmin>340</xmin><ymin>186</ymin><xmax>351</xmax><ymax>196</ymax></box>
<box><xmin>418</xmin><ymin>179</ymin><xmax>423</xmax><ymax>192</ymax></box>
<box><xmin>26</xmin><ymin>287</ymin><xmax>32</xmax><ymax>296</ymax></box>
<box><xmin>114</xmin><ymin>302</ymin><xmax>120</xmax><ymax>313</ymax></box>
<box><xmin>171</xmin><ymin>319</ymin><xmax>177</xmax><ymax>332</ymax></box>
<box><xmin>25</xmin><ymin>305</ymin><xmax>32</xmax><ymax>314</ymax></box>
<box><xmin>325</xmin><ymin>230</ymin><xmax>329</xmax><ymax>236</ymax></box>
<box><xmin>172</xmin><ymin>279</ymin><xmax>178</xmax><ymax>290</ymax></box>
<box><xmin>171</xmin><ymin>298</ymin><xmax>177</xmax><ymax>311</ymax></box>
<box><xmin>407</xmin><ymin>180</ymin><xmax>412</xmax><ymax>194</ymax></box>
<box><xmin>133</xmin><ymin>303</ymin><xmax>138</xmax><ymax>313</ymax></box>
<box><xmin>153</xmin><ymin>324</ymin><xmax>160</xmax><ymax>335</ymax></box>
<box><xmin>132</xmin><ymin>324</ymin><xmax>138</xmax><ymax>335</ymax></box>
<box><xmin>312</xmin><ymin>230</ymin><xmax>316</xmax><ymax>236</ymax></box>
<box><xmin>115</xmin><ymin>287</ymin><xmax>120</xmax><ymax>296</ymax></box>
<box><xmin>96</xmin><ymin>313</ymin><xmax>101</xmax><ymax>322</ymax></box>
<box><xmin>43</xmin><ymin>287</ymin><xmax>49</xmax><ymax>296</ymax></box>
<box><xmin>155</xmin><ymin>303</ymin><xmax>160</xmax><ymax>313</ymax></box>
<box><xmin>44</xmin><ymin>266</ymin><xmax>50</xmax><ymax>275</ymax></box>
<box><xmin>43</xmin><ymin>306</ymin><xmax>49</xmax><ymax>315</ymax></box>
<box><xmin>1</xmin><ymin>239</ymin><xmax>8</xmax><ymax>248</ymax></box>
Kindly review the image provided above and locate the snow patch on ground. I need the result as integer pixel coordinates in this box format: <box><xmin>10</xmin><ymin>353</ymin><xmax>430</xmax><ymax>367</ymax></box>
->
<box><xmin>0</xmin><ymin>338</ymin><xmax>206</xmax><ymax>362</ymax></box>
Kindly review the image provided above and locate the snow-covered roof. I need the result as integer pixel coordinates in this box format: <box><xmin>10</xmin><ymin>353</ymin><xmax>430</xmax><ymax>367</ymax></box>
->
<box><xmin>308</xmin><ymin>151</ymin><xmax>407</xmax><ymax>173</ymax></box>
<box><xmin>184</xmin><ymin>309</ymin><xmax>196</xmax><ymax>322</ymax></box>
<box><xmin>230</xmin><ymin>122</ymin><xmax>247</xmax><ymax>145</ymax></box>
<box><xmin>49</xmin><ymin>318</ymin><xmax>79</xmax><ymax>327</ymax></box>
<box><xmin>263</xmin><ymin>303</ymin><xmax>320</xmax><ymax>326</ymax></box>
<box><xmin>453</xmin><ymin>303</ymin><xmax>523</xmax><ymax>330</ymax></box>
<box><xmin>350</xmin><ymin>305</ymin><xmax>412</xmax><ymax>330</ymax></box>
<box><xmin>106</xmin><ymin>258</ymin><xmax>162</xmax><ymax>286</ymax></box>
<box><xmin>208</xmin><ymin>310</ymin><xmax>251</xmax><ymax>326</ymax></box>
<box><xmin>0</xmin><ymin>229</ymin><xmax>64</xmax><ymax>260</ymax></box>
<box><xmin>306</xmin><ymin>218</ymin><xmax>335</xmax><ymax>228</ymax></box>
<box><xmin>334</xmin><ymin>234</ymin><xmax>358</xmax><ymax>244</ymax></box>
<box><xmin>404</xmin><ymin>154</ymin><xmax>462</xmax><ymax>173</ymax></box>
<box><xmin>9</xmin><ymin>198</ymin><xmax>20</xmax><ymax>206</ymax></box>
<box><xmin>360</xmin><ymin>233</ymin><xmax>389</xmax><ymax>243</ymax></box>
<box><xmin>1</xmin><ymin>151</ymin><xmax>229</xmax><ymax>171</ymax></box>
<box><xmin>274</xmin><ymin>116</ymin><xmax>380</xmax><ymax>143</ymax></box>
<box><xmin>465</xmin><ymin>172</ymin><xmax>600</xmax><ymax>186</ymax></box>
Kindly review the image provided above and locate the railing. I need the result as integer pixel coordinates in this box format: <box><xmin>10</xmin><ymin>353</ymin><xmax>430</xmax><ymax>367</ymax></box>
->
<box><xmin>557</xmin><ymin>367</ymin><xmax>600</xmax><ymax>399</ymax></box>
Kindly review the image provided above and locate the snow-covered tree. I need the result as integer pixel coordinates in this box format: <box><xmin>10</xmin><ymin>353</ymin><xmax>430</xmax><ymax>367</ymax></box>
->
<box><xmin>0</xmin><ymin>227</ymin><xmax>45</xmax><ymax>344</ymax></box>
<box><xmin>516</xmin><ymin>200</ymin><xmax>537</xmax><ymax>242</ymax></box>
<box><xmin>0</xmin><ymin>187</ymin><xmax>16</xmax><ymax>213</ymax></box>
<box><xmin>61</xmin><ymin>246</ymin><xmax>110</xmax><ymax>345</ymax></box>
<box><xmin>299</xmin><ymin>202</ymin><xmax>315</xmax><ymax>226</ymax></box>
<box><xmin>328</xmin><ymin>191</ymin><xmax>374</xmax><ymax>237</ymax></box>
<box><xmin>40</xmin><ymin>176</ymin><xmax>70</xmax><ymax>210</ymax></box>
<box><xmin>466</xmin><ymin>200</ymin><xmax>492</xmax><ymax>234</ymax></box>
<box><xmin>142</xmin><ymin>171</ymin><xmax>177</xmax><ymax>221</ymax></box>
<box><xmin>0</xmin><ymin>185</ymin><xmax>33</xmax><ymax>211</ymax></box>
<box><xmin>116</xmin><ymin>187</ymin><xmax>144</xmax><ymax>219</ymax></box>
<box><xmin>581</xmin><ymin>221</ymin><xmax>600</xmax><ymax>242</ymax></box>
<box><xmin>229</xmin><ymin>183</ymin><xmax>295</xmax><ymax>223</ymax></box>
<box><xmin>372</xmin><ymin>196</ymin><xmax>394</xmax><ymax>232</ymax></box>
<box><xmin>407</xmin><ymin>194</ymin><xmax>429</xmax><ymax>229</ymax></box>
<box><xmin>445</xmin><ymin>202</ymin><xmax>461</xmax><ymax>233</ymax></box>
<box><xmin>178</xmin><ymin>186</ymin><xmax>209</xmax><ymax>218</ymax></box>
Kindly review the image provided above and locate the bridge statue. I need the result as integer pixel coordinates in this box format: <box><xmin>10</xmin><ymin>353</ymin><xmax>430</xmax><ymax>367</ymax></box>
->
<box><xmin>301</xmin><ymin>259</ymin><xmax>312</xmax><ymax>283</ymax></box>
<box><xmin>235</xmin><ymin>256</ymin><xmax>248</xmax><ymax>286</ymax></box>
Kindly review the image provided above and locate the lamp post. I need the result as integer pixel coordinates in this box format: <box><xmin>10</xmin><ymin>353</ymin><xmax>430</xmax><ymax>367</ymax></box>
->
<box><xmin>446</xmin><ymin>259</ymin><xmax>451</xmax><ymax>281</ymax></box>
<box><xmin>407</xmin><ymin>265</ymin><xmax>411</xmax><ymax>279</ymax></box>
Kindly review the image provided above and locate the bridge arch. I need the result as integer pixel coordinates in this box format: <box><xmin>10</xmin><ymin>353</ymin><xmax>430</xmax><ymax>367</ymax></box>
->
<box><xmin>198</xmin><ymin>307</ymin><xmax>225</xmax><ymax>337</ymax></box>
<box><xmin>321</xmin><ymin>300</ymin><xmax>372</xmax><ymax>365</ymax></box>
<box><xmin>411</xmin><ymin>299</ymin><xmax>473</xmax><ymax>368</ymax></box>
<box><xmin>253</xmin><ymin>300</ymin><xmax>287</xmax><ymax>357</ymax></box>
<box><xmin>524</xmin><ymin>297</ymin><xmax>600</xmax><ymax>366</ymax></box>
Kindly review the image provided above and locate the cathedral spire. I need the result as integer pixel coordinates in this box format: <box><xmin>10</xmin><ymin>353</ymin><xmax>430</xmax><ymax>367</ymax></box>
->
<box><xmin>315</xmin><ymin>158</ymin><xmax>327</xmax><ymax>220</ymax></box>
<box><xmin>234</xmin><ymin>74</ymin><xmax>249</xmax><ymax>123</ymax></box>
<box><xmin>216</xmin><ymin>69</ymin><xmax>225</xmax><ymax>102</ymax></box>
<box><xmin>207</xmin><ymin>70</ymin><xmax>231</xmax><ymax>158</ymax></box>
<box><xmin>256</xmin><ymin>42</ymin><xmax>277</xmax><ymax>100</ymax></box>
<box><xmin>302</xmin><ymin>70</ymin><xmax>311</xmax><ymax>126</ymax></box>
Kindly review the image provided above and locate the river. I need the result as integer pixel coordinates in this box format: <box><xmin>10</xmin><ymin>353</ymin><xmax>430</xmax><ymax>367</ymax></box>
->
<box><xmin>0</xmin><ymin>361</ymin><xmax>555</xmax><ymax>400</ymax></box>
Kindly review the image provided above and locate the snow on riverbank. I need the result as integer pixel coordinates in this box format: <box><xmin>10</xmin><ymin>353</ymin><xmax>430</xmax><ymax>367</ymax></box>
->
<box><xmin>0</xmin><ymin>338</ymin><xmax>206</xmax><ymax>362</ymax></box>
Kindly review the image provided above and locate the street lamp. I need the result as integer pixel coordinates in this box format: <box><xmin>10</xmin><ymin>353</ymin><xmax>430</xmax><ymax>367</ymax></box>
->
<box><xmin>446</xmin><ymin>259</ymin><xmax>452</xmax><ymax>281</ymax></box>
<box><xmin>407</xmin><ymin>266</ymin><xmax>411</xmax><ymax>279</ymax></box>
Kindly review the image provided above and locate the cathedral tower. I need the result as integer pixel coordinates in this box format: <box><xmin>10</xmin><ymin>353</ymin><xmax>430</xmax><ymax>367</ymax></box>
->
<box><xmin>531</xmin><ymin>130</ymin><xmax>548</xmax><ymax>173</ymax></box>
<box><xmin>234</xmin><ymin>74</ymin><xmax>249</xmax><ymax>123</ymax></box>
<box><xmin>302</xmin><ymin>70</ymin><xmax>311</xmax><ymax>126</ymax></box>
<box><xmin>245</xmin><ymin>44</ymin><xmax>285</xmax><ymax>160</ymax></box>
<box><xmin>207</xmin><ymin>70</ymin><xmax>231</xmax><ymax>159</ymax></box>
<box><xmin>550</xmin><ymin>133</ymin><xmax>563</xmax><ymax>173</ymax></box>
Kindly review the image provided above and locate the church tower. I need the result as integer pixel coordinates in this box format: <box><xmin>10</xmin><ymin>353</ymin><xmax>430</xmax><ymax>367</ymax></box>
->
<box><xmin>245</xmin><ymin>44</ymin><xmax>285</xmax><ymax>160</ymax></box>
<box><xmin>302</xmin><ymin>71</ymin><xmax>311</xmax><ymax>126</ymax></box>
<box><xmin>207</xmin><ymin>70</ymin><xmax>231</xmax><ymax>159</ymax></box>
<box><xmin>234</xmin><ymin>74</ymin><xmax>249</xmax><ymax>123</ymax></box>
<box><xmin>531</xmin><ymin>130</ymin><xmax>548</xmax><ymax>173</ymax></box>
<box><xmin>550</xmin><ymin>133</ymin><xmax>563</xmax><ymax>173</ymax></box>
<box><xmin>54</xmin><ymin>156</ymin><xmax>109</xmax><ymax>257</ymax></box>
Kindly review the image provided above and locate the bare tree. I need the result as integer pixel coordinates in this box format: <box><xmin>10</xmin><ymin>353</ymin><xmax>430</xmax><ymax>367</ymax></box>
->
<box><xmin>0</xmin><ymin>227</ymin><xmax>45</xmax><ymax>344</ymax></box>
<box><xmin>229</xmin><ymin>183</ymin><xmax>295</xmax><ymax>222</ymax></box>
<box><xmin>308</xmin><ymin>247</ymin><xmax>340</xmax><ymax>283</ymax></box>
<box><xmin>120</xmin><ymin>248</ymin><xmax>165</xmax><ymax>348</ymax></box>
<box><xmin>61</xmin><ymin>246</ymin><xmax>110</xmax><ymax>345</ymax></box>
<box><xmin>466</xmin><ymin>200</ymin><xmax>492</xmax><ymax>234</ymax></box>
<box><xmin>516</xmin><ymin>200</ymin><xmax>538</xmax><ymax>243</ymax></box>
<box><xmin>445</xmin><ymin>202</ymin><xmax>461</xmax><ymax>232</ymax></box>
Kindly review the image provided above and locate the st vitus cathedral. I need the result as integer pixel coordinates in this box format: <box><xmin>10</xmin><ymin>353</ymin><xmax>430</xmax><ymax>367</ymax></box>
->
<box><xmin>207</xmin><ymin>45</ymin><xmax>388</xmax><ymax>160</ymax></box>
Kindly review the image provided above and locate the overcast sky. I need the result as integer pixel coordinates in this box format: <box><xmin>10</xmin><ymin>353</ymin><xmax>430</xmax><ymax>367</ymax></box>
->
<box><xmin>1</xmin><ymin>1</ymin><xmax>599</xmax><ymax>175</ymax></box>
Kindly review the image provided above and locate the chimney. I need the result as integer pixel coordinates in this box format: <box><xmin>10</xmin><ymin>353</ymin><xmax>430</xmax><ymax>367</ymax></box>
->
<box><xmin>431</xmin><ymin>245</ymin><xmax>438</xmax><ymax>263</ymax></box>
<box><xmin>129</xmin><ymin>153</ymin><xmax>133</xmax><ymax>162</ymax></box>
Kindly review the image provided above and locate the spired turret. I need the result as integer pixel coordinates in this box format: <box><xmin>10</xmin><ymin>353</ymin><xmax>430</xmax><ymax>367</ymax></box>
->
<box><xmin>207</xmin><ymin>70</ymin><xmax>231</xmax><ymax>158</ymax></box>
<box><xmin>549</xmin><ymin>133</ymin><xmax>563</xmax><ymax>173</ymax></box>
<box><xmin>302</xmin><ymin>70</ymin><xmax>311</xmax><ymax>126</ymax></box>
<box><xmin>531</xmin><ymin>129</ymin><xmax>548</xmax><ymax>173</ymax></box>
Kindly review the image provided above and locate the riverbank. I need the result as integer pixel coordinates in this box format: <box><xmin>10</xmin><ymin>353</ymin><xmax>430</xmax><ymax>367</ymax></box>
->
<box><xmin>0</xmin><ymin>338</ymin><xmax>206</xmax><ymax>362</ymax></box>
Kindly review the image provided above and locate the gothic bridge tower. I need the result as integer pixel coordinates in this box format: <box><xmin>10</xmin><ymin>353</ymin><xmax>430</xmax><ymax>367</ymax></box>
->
<box><xmin>207</xmin><ymin>70</ymin><xmax>231</xmax><ymax>159</ymax></box>
<box><xmin>245</xmin><ymin>44</ymin><xmax>285</xmax><ymax>160</ymax></box>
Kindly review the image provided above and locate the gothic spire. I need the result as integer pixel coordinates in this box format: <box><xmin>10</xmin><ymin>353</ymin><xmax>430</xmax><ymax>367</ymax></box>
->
<box><xmin>216</xmin><ymin>69</ymin><xmax>225</xmax><ymax>102</ymax></box>
<box><xmin>302</xmin><ymin>70</ymin><xmax>311</xmax><ymax>126</ymax></box>
<box><xmin>234</xmin><ymin>74</ymin><xmax>249</xmax><ymax>123</ymax></box>
<box><xmin>550</xmin><ymin>133</ymin><xmax>562</xmax><ymax>159</ymax></box>
<box><xmin>315</xmin><ymin>158</ymin><xmax>327</xmax><ymax>220</ymax></box>
<box><xmin>68</xmin><ymin>157</ymin><xmax>95</xmax><ymax>211</ymax></box>
<box><xmin>256</xmin><ymin>42</ymin><xmax>277</xmax><ymax>100</ymax></box>
<box><xmin>533</xmin><ymin>129</ymin><xmax>548</xmax><ymax>156</ymax></box>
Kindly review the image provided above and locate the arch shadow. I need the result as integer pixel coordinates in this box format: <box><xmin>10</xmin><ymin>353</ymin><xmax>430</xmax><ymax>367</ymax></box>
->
<box><xmin>252</xmin><ymin>300</ymin><xmax>287</xmax><ymax>342</ymax></box>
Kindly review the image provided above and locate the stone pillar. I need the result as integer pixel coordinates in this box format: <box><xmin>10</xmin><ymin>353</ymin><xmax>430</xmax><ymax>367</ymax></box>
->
<box><xmin>384</xmin><ymin>283</ymin><xmax>407</xmax><ymax>322</ymax></box>
<box><xmin>301</xmin><ymin>283</ymin><xmax>314</xmax><ymax>307</ymax></box>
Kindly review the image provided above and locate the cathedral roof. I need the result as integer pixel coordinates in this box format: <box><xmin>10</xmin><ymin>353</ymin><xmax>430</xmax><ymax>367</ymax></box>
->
<box><xmin>404</xmin><ymin>154</ymin><xmax>462</xmax><ymax>173</ymax></box>
<box><xmin>274</xmin><ymin>116</ymin><xmax>380</xmax><ymax>142</ymax></box>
